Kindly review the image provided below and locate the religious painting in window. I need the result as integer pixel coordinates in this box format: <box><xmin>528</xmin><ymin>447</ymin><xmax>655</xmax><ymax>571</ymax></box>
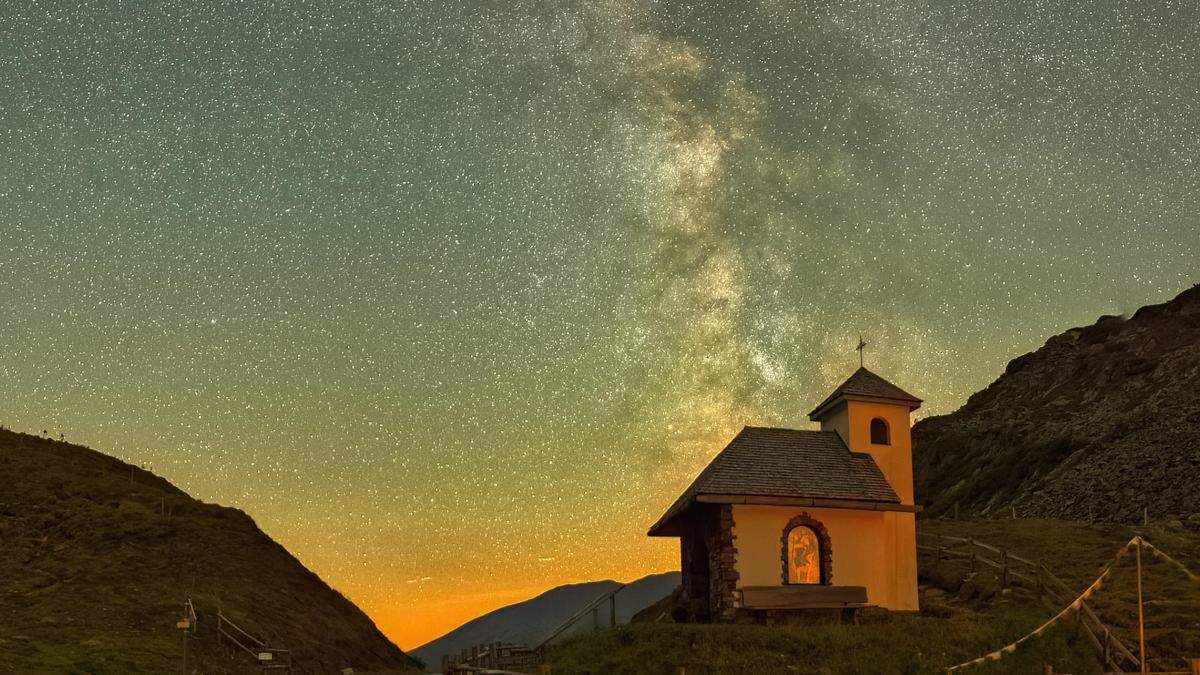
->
<box><xmin>780</xmin><ymin>513</ymin><xmax>831</xmax><ymax>585</ymax></box>
<box><xmin>870</xmin><ymin>417</ymin><xmax>890</xmax><ymax>445</ymax></box>
<box><xmin>786</xmin><ymin>526</ymin><xmax>821</xmax><ymax>584</ymax></box>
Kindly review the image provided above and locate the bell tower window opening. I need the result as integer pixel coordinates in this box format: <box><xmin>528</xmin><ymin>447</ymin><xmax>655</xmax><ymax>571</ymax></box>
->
<box><xmin>870</xmin><ymin>417</ymin><xmax>890</xmax><ymax>445</ymax></box>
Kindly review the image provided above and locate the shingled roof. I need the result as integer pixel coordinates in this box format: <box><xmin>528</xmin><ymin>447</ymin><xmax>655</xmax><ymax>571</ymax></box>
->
<box><xmin>647</xmin><ymin>426</ymin><xmax>900</xmax><ymax>536</ymax></box>
<box><xmin>807</xmin><ymin>367</ymin><xmax>922</xmax><ymax>419</ymax></box>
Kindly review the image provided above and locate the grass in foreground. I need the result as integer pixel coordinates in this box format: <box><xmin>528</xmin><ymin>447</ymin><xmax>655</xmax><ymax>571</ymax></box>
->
<box><xmin>546</xmin><ymin>610</ymin><xmax>1098</xmax><ymax>675</ymax></box>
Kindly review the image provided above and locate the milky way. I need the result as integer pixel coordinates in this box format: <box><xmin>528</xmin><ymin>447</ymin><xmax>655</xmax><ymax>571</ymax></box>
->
<box><xmin>1</xmin><ymin>0</ymin><xmax>1197</xmax><ymax>647</ymax></box>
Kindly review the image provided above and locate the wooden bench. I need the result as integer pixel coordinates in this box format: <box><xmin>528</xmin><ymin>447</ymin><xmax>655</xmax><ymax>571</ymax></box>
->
<box><xmin>739</xmin><ymin>585</ymin><xmax>869</xmax><ymax>610</ymax></box>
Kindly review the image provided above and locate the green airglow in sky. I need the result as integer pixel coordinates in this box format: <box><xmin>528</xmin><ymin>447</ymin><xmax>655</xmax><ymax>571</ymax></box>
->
<box><xmin>1</xmin><ymin>0</ymin><xmax>1197</xmax><ymax>648</ymax></box>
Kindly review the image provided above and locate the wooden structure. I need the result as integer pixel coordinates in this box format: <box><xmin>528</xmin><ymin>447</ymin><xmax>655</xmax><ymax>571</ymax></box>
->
<box><xmin>217</xmin><ymin>611</ymin><xmax>293</xmax><ymax>672</ymax></box>
<box><xmin>443</xmin><ymin>584</ymin><xmax>626</xmax><ymax>674</ymax></box>
<box><xmin>920</xmin><ymin>532</ymin><xmax>1200</xmax><ymax>674</ymax></box>
<box><xmin>441</xmin><ymin>642</ymin><xmax>539</xmax><ymax>674</ymax></box>
<box><xmin>739</xmin><ymin>584</ymin><xmax>868</xmax><ymax>610</ymax></box>
<box><xmin>919</xmin><ymin>531</ymin><xmax>1142</xmax><ymax>672</ymax></box>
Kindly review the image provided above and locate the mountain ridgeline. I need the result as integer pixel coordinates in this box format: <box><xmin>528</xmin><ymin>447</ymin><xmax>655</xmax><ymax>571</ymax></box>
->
<box><xmin>0</xmin><ymin>428</ymin><xmax>419</xmax><ymax>673</ymax></box>
<box><xmin>914</xmin><ymin>284</ymin><xmax>1200</xmax><ymax>522</ymax></box>
<box><xmin>411</xmin><ymin>572</ymin><xmax>680</xmax><ymax>673</ymax></box>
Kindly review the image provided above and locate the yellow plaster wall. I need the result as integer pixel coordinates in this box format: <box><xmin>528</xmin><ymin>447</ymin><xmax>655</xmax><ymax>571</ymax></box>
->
<box><xmin>886</xmin><ymin>510</ymin><xmax>920</xmax><ymax>610</ymax></box>
<box><xmin>731</xmin><ymin>504</ymin><xmax>918</xmax><ymax>611</ymax></box>
<box><xmin>817</xmin><ymin>403</ymin><xmax>849</xmax><ymax>446</ymax></box>
<box><xmin>844</xmin><ymin>400</ymin><xmax>914</xmax><ymax>504</ymax></box>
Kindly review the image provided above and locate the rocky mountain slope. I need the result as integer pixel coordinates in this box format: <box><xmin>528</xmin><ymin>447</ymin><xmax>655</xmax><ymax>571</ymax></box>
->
<box><xmin>0</xmin><ymin>428</ymin><xmax>419</xmax><ymax>673</ymax></box>
<box><xmin>914</xmin><ymin>284</ymin><xmax>1200</xmax><ymax>522</ymax></box>
<box><xmin>410</xmin><ymin>572</ymin><xmax>679</xmax><ymax>672</ymax></box>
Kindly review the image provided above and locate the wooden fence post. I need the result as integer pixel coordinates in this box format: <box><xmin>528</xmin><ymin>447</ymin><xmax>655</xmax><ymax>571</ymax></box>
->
<box><xmin>1187</xmin><ymin>657</ymin><xmax>1200</xmax><ymax>675</ymax></box>
<box><xmin>1000</xmin><ymin>549</ymin><xmax>1009</xmax><ymax>588</ymax></box>
<box><xmin>1137</xmin><ymin>538</ymin><xmax>1147</xmax><ymax>674</ymax></box>
<box><xmin>610</xmin><ymin>594</ymin><xmax>617</xmax><ymax>628</ymax></box>
<box><xmin>592</xmin><ymin>606</ymin><xmax>599</xmax><ymax>632</ymax></box>
<box><xmin>1102</xmin><ymin>628</ymin><xmax>1111</xmax><ymax>671</ymax></box>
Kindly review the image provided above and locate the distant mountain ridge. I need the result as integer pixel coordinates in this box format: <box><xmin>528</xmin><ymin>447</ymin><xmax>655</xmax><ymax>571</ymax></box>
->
<box><xmin>914</xmin><ymin>284</ymin><xmax>1200</xmax><ymax>522</ymax></box>
<box><xmin>410</xmin><ymin>572</ymin><xmax>679</xmax><ymax>673</ymax></box>
<box><xmin>0</xmin><ymin>428</ymin><xmax>418</xmax><ymax>673</ymax></box>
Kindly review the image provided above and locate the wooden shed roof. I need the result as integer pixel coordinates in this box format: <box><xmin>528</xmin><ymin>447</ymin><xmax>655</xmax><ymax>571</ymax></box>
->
<box><xmin>647</xmin><ymin>426</ymin><xmax>901</xmax><ymax>537</ymax></box>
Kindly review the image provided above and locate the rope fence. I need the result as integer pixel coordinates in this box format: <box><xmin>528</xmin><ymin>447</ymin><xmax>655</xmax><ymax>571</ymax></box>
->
<box><xmin>941</xmin><ymin>535</ymin><xmax>1200</xmax><ymax>673</ymax></box>
<box><xmin>945</xmin><ymin>538</ymin><xmax>1135</xmax><ymax>672</ymax></box>
<box><xmin>1142</xmin><ymin>540</ymin><xmax>1200</xmax><ymax>583</ymax></box>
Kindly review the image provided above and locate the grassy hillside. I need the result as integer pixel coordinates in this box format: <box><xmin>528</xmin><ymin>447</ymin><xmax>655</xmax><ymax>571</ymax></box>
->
<box><xmin>922</xmin><ymin>518</ymin><xmax>1200</xmax><ymax>671</ymax></box>
<box><xmin>545</xmin><ymin>518</ymin><xmax>1200</xmax><ymax>674</ymax></box>
<box><xmin>0</xmin><ymin>428</ymin><xmax>420</xmax><ymax>674</ymax></box>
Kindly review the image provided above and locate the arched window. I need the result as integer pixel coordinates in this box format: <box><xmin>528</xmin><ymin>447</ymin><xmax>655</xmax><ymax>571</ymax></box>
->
<box><xmin>781</xmin><ymin>514</ymin><xmax>831</xmax><ymax>585</ymax></box>
<box><xmin>786</xmin><ymin>526</ymin><xmax>821</xmax><ymax>584</ymax></box>
<box><xmin>870</xmin><ymin>417</ymin><xmax>890</xmax><ymax>445</ymax></box>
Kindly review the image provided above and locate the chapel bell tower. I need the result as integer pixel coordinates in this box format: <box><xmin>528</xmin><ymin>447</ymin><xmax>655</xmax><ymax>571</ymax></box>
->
<box><xmin>807</xmin><ymin>367</ymin><xmax>922</xmax><ymax>504</ymax></box>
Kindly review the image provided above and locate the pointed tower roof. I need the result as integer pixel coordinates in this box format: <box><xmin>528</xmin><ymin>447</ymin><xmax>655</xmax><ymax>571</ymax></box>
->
<box><xmin>808</xmin><ymin>367</ymin><xmax>922</xmax><ymax>420</ymax></box>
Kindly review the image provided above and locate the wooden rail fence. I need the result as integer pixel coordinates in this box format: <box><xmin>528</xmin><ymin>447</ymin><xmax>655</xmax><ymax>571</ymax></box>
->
<box><xmin>531</xmin><ymin>583</ymin><xmax>624</xmax><ymax>653</ymax></box>
<box><xmin>216</xmin><ymin>611</ymin><xmax>293</xmax><ymax>672</ymax></box>
<box><xmin>918</xmin><ymin>532</ymin><xmax>1160</xmax><ymax>673</ymax></box>
<box><xmin>443</xmin><ymin>584</ymin><xmax>626</xmax><ymax>674</ymax></box>
<box><xmin>441</xmin><ymin>642</ymin><xmax>540</xmax><ymax>674</ymax></box>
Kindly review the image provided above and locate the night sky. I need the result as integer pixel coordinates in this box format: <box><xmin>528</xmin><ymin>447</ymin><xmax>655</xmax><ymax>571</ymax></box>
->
<box><xmin>1</xmin><ymin>0</ymin><xmax>1197</xmax><ymax>649</ymax></box>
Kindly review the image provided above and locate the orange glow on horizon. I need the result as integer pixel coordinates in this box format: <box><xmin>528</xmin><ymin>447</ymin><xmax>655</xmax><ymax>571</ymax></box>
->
<box><xmin>371</xmin><ymin>585</ymin><xmax>554</xmax><ymax>651</ymax></box>
<box><xmin>344</xmin><ymin>537</ymin><xmax>681</xmax><ymax>652</ymax></box>
<box><xmin>364</xmin><ymin>570</ymin><xmax>680</xmax><ymax>651</ymax></box>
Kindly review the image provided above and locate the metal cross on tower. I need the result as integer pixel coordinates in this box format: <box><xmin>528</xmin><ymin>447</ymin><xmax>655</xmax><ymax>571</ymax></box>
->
<box><xmin>856</xmin><ymin>336</ymin><xmax>867</xmax><ymax>368</ymax></box>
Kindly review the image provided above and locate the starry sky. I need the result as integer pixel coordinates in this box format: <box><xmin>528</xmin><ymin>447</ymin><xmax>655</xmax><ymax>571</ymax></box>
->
<box><xmin>1</xmin><ymin>0</ymin><xmax>1197</xmax><ymax>650</ymax></box>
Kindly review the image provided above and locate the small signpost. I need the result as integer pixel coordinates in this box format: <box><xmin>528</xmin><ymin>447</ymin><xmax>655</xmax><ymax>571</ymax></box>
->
<box><xmin>178</xmin><ymin>599</ymin><xmax>197</xmax><ymax>674</ymax></box>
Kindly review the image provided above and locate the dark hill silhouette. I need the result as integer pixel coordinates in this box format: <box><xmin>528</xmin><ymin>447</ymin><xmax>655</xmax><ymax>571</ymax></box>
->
<box><xmin>914</xmin><ymin>284</ymin><xmax>1200</xmax><ymax>522</ymax></box>
<box><xmin>0</xmin><ymin>428</ymin><xmax>419</xmax><ymax>673</ymax></box>
<box><xmin>410</xmin><ymin>572</ymin><xmax>679</xmax><ymax>672</ymax></box>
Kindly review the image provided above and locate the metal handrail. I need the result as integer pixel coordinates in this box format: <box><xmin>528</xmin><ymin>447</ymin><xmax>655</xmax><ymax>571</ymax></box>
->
<box><xmin>532</xmin><ymin>583</ymin><xmax>626</xmax><ymax>652</ymax></box>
